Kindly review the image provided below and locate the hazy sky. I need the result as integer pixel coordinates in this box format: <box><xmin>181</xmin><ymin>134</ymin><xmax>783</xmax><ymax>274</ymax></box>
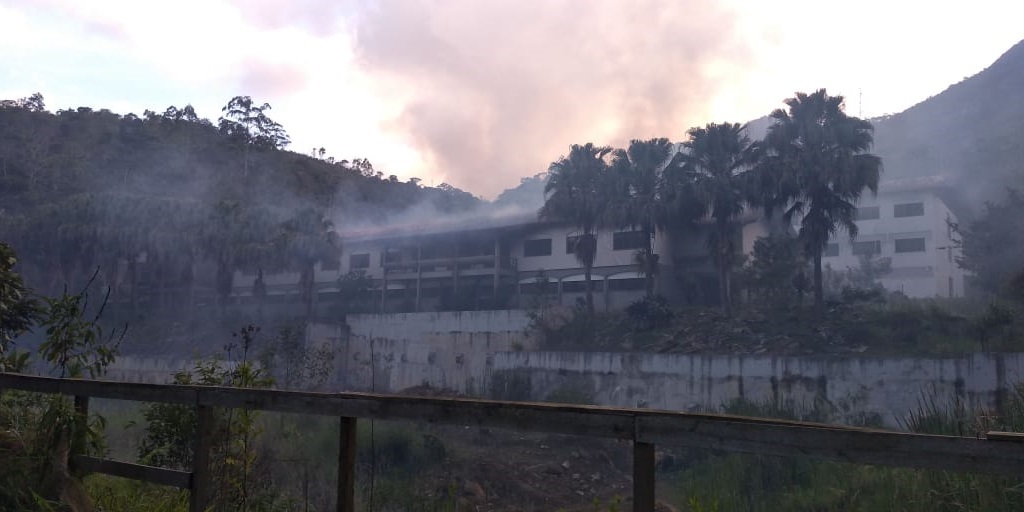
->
<box><xmin>1</xmin><ymin>0</ymin><xmax>1021</xmax><ymax>198</ymax></box>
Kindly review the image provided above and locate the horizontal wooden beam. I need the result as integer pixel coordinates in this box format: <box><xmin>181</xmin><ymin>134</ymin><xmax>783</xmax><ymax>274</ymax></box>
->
<box><xmin>197</xmin><ymin>388</ymin><xmax>636</xmax><ymax>439</ymax></box>
<box><xmin>636</xmin><ymin>415</ymin><xmax>1024</xmax><ymax>476</ymax></box>
<box><xmin>71</xmin><ymin>455</ymin><xmax>192</xmax><ymax>489</ymax></box>
<box><xmin>5</xmin><ymin>372</ymin><xmax>1024</xmax><ymax>477</ymax></box>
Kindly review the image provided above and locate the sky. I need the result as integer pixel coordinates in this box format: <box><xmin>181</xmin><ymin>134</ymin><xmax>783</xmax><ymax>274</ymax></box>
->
<box><xmin>1</xmin><ymin>0</ymin><xmax>1022</xmax><ymax>198</ymax></box>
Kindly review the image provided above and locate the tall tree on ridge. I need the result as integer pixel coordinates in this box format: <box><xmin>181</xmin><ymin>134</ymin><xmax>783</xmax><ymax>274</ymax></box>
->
<box><xmin>218</xmin><ymin>96</ymin><xmax>290</xmax><ymax>177</ymax></box>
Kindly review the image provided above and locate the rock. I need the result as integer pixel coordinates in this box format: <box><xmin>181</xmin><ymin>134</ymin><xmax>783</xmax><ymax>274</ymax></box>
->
<box><xmin>572</xmin><ymin>473</ymin><xmax>580</xmax><ymax>480</ymax></box>
<box><xmin>561</xmin><ymin>460</ymin><xmax>571</xmax><ymax>470</ymax></box>
<box><xmin>462</xmin><ymin>480</ymin><xmax>486</xmax><ymax>500</ymax></box>
<box><xmin>590</xmin><ymin>472</ymin><xmax>601</xmax><ymax>482</ymax></box>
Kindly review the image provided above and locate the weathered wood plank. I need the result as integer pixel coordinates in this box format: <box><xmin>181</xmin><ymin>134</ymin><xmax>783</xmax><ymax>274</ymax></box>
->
<box><xmin>636</xmin><ymin>416</ymin><xmax>1024</xmax><ymax>476</ymax></box>
<box><xmin>337</xmin><ymin>417</ymin><xmax>357</xmax><ymax>512</ymax></box>
<box><xmin>986</xmin><ymin>431</ymin><xmax>1024</xmax><ymax>442</ymax></box>
<box><xmin>5</xmin><ymin>372</ymin><xmax>1024</xmax><ymax>478</ymax></box>
<box><xmin>70</xmin><ymin>395</ymin><xmax>90</xmax><ymax>477</ymax></box>
<box><xmin>0</xmin><ymin>373</ymin><xmax>61</xmax><ymax>394</ymax></box>
<box><xmin>59</xmin><ymin>379</ymin><xmax>198</xmax><ymax>405</ymax></box>
<box><xmin>632</xmin><ymin>441</ymin><xmax>656</xmax><ymax>512</ymax></box>
<box><xmin>196</xmin><ymin>388</ymin><xmax>636</xmax><ymax>439</ymax></box>
<box><xmin>70</xmin><ymin>455</ymin><xmax>191</xmax><ymax>489</ymax></box>
<box><xmin>0</xmin><ymin>373</ymin><xmax>197</xmax><ymax>404</ymax></box>
<box><xmin>190</xmin><ymin>405</ymin><xmax>214</xmax><ymax>512</ymax></box>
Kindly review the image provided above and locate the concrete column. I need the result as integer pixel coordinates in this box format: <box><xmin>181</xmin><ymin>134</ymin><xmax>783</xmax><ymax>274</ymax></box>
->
<box><xmin>493</xmin><ymin>238</ymin><xmax>500</xmax><ymax>302</ymax></box>
<box><xmin>381</xmin><ymin>245</ymin><xmax>388</xmax><ymax>314</ymax></box>
<box><xmin>415</xmin><ymin>245</ymin><xmax>422</xmax><ymax>312</ymax></box>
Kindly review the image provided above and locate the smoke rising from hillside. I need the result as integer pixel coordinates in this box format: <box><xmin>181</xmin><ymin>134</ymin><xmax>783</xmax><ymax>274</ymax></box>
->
<box><xmin>350</xmin><ymin>0</ymin><xmax>754</xmax><ymax>197</ymax></box>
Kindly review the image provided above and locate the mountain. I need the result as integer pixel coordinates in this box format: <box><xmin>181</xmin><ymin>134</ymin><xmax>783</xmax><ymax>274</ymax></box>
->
<box><xmin>494</xmin><ymin>39</ymin><xmax>1024</xmax><ymax>213</ymax></box>
<box><xmin>870</xmin><ymin>39</ymin><xmax>1024</xmax><ymax>205</ymax></box>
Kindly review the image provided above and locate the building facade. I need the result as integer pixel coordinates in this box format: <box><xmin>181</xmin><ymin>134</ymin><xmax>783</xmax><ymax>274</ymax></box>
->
<box><xmin>820</xmin><ymin>177</ymin><xmax>966</xmax><ymax>298</ymax></box>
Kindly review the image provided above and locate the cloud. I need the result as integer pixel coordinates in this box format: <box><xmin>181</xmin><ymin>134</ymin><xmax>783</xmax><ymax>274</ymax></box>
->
<box><xmin>348</xmin><ymin>0</ymin><xmax>755</xmax><ymax>197</ymax></box>
<box><xmin>237</xmin><ymin>59</ymin><xmax>310</xmax><ymax>98</ymax></box>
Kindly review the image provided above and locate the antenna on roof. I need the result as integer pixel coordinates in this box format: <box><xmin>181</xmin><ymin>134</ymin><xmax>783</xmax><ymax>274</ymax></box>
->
<box><xmin>858</xmin><ymin>89</ymin><xmax>863</xmax><ymax>118</ymax></box>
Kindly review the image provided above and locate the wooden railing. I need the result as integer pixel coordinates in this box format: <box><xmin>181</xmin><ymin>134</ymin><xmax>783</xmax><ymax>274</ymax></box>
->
<box><xmin>2</xmin><ymin>372</ymin><xmax>1024</xmax><ymax>512</ymax></box>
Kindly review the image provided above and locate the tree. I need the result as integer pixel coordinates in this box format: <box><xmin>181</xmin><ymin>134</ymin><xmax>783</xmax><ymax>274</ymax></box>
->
<box><xmin>759</xmin><ymin>90</ymin><xmax>883</xmax><ymax>314</ymax></box>
<box><xmin>539</xmin><ymin>143</ymin><xmax>613</xmax><ymax>315</ymax></box>
<box><xmin>741</xmin><ymin>234</ymin><xmax>807</xmax><ymax>307</ymax></box>
<box><xmin>1</xmin><ymin>241</ymin><xmax>43</xmax><ymax>371</ymax></box>
<box><xmin>674</xmin><ymin>123</ymin><xmax>756</xmax><ymax>316</ymax></box>
<box><xmin>278</xmin><ymin>208</ymin><xmax>340</xmax><ymax>319</ymax></box>
<box><xmin>218</xmin><ymin>96</ymin><xmax>290</xmax><ymax>176</ymax></box>
<box><xmin>609</xmin><ymin>138</ymin><xmax>674</xmax><ymax>297</ymax></box>
<box><xmin>0</xmin><ymin>92</ymin><xmax>45</xmax><ymax>112</ymax></box>
<box><xmin>953</xmin><ymin>188</ymin><xmax>1024</xmax><ymax>296</ymax></box>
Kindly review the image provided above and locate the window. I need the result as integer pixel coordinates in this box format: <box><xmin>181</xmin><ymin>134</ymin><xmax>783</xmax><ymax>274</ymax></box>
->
<box><xmin>852</xmin><ymin>240</ymin><xmax>881</xmax><ymax>256</ymax></box>
<box><xmin>608</xmin><ymin>278</ymin><xmax>645</xmax><ymax>291</ymax></box>
<box><xmin>855</xmin><ymin>206</ymin><xmax>880</xmax><ymax>220</ymax></box>
<box><xmin>613</xmin><ymin>231</ymin><xmax>647</xmax><ymax>251</ymax></box>
<box><xmin>562</xmin><ymin>280</ymin><xmax>604</xmax><ymax>292</ymax></box>
<box><xmin>894</xmin><ymin>202</ymin><xmax>924</xmax><ymax>218</ymax></box>
<box><xmin>349</xmin><ymin>253</ymin><xmax>370</xmax><ymax>269</ymax></box>
<box><xmin>824</xmin><ymin>243</ymin><xmax>839</xmax><ymax>257</ymax></box>
<box><xmin>523</xmin><ymin>238</ymin><xmax>552</xmax><ymax>257</ymax></box>
<box><xmin>566</xmin><ymin>235</ymin><xmax>580</xmax><ymax>254</ymax></box>
<box><xmin>894</xmin><ymin>237</ymin><xmax>926</xmax><ymax>253</ymax></box>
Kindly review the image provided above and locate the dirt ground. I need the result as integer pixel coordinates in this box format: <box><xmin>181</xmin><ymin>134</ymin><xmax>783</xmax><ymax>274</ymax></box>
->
<box><xmin>391</xmin><ymin>386</ymin><xmax>682</xmax><ymax>512</ymax></box>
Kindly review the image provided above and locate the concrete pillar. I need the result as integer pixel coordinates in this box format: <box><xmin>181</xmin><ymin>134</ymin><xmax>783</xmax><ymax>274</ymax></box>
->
<box><xmin>415</xmin><ymin>245</ymin><xmax>422</xmax><ymax>312</ymax></box>
<box><xmin>493</xmin><ymin>238</ymin><xmax>500</xmax><ymax>302</ymax></box>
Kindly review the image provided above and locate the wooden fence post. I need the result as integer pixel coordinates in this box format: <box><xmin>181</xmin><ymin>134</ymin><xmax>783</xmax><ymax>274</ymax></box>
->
<box><xmin>633</xmin><ymin>441</ymin><xmax>655</xmax><ymax>512</ymax></box>
<box><xmin>70</xmin><ymin>395</ymin><xmax>90</xmax><ymax>476</ymax></box>
<box><xmin>337</xmin><ymin>416</ymin><xmax>357</xmax><ymax>512</ymax></box>
<box><xmin>190</xmin><ymin>405</ymin><xmax>214</xmax><ymax>512</ymax></box>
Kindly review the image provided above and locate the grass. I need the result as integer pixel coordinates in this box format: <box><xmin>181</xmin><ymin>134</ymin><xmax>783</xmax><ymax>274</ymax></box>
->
<box><xmin>662</xmin><ymin>389</ymin><xmax>1024</xmax><ymax>512</ymax></box>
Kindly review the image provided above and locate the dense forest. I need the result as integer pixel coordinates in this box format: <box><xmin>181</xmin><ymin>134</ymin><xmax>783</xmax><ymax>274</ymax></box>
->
<box><xmin>0</xmin><ymin>94</ymin><xmax>480</xmax><ymax>317</ymax></box>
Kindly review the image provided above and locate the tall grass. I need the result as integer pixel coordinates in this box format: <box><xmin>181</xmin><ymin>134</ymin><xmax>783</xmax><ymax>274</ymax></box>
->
<box><xmin>672</xmin><ymin>387</ymin><xmax>1024</xmax><ymax>511</ymax></box>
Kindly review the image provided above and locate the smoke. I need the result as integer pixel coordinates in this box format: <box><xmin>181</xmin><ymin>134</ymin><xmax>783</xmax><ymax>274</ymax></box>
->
<box><xmin>349</xmin><ymin>0</ymin><xmax>754</xmax><ymax>197</ymax></box>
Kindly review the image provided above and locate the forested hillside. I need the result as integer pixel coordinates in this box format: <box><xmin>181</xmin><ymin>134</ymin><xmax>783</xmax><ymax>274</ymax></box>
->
<box><xmin>869</xmin><ymin>40</ymin><xmax>1024</xmax><ymax>204</ymax></box>
<box><xmin>0</xmin><ymin>95</ymin><xmax>480</xmax><ymax>306</ymax></box>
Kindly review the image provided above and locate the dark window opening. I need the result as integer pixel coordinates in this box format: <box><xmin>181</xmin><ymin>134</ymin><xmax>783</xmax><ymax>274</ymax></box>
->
<box><xmin>608</xmin><ymin>278</ymin><xmax>645</xmax><ymax>291</ymax></box>
<box><xmin>349</xmin><ymin>253</ymin><xmax>370</xmax><ymax>269</ymax></box>
<box><xmin>852</xmin><ymin>240</ymin><xmax>882</xmax><ymax>256</ymax></box>
<box><xmin>523</xmin><ymin>238</ymin><xmax>552</xmax><ymax>257</ymax></box>
<box><xmin>562</xmin><ymin>280</ymin><xmax>604</xmax><ymax>293</ymax></box>
<box><xmin>566</xmin><ymin>235</ymin><xmax>580</xmax><ymax>254</ymax></box>
<box><xmin>613</xmin><ymin>231</ymin><xmax>647</xmax><ymax>251</ymax></box>
<box><xmin>894</xmin><ymin>237</ymin><xmax>926</xmax><ymax>253</ymax></box>
<box><xmin>856</xmin><ymin>206</ymin><xmax>880</xmax><ymax>220</ymax></box>
<box><xmin>894</xmin><ymin>202</ymin><xmax>924</xmax><ymax>218</ymax></box>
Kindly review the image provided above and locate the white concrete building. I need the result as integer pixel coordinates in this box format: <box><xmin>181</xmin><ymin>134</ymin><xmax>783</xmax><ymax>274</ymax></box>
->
<box><xmin>821</xmin><ymin>176</ymin><xmax>966</xmax><ymax>298</ymax></box>
<box><xmin>230</xmin><ymin>208</ymin><xmax>774</xmax><ymax>313</ymax></box>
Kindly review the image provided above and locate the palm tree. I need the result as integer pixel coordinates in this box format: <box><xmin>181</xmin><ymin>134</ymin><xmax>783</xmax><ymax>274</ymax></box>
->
<box><xmin>539</xmin><ymin>143</ymin><xmax>613</xmax><ymax>315</ymax></box>
<box><xmin>608</xmin><ymin>138</ymin><xmax>674</xmax><ymax>297</ymax></box>
<box><xmin>278</xmin><ymin>208</ymin><xmax>340</xmax><ymax>320</ymax></box>
<box><xmin>760</xmin><ymin>89</ymin><xmax>883</xmax><ymax>314</ymax></box>
<box><xmin>674</xmin><ymin>123</ymin><xmax>756</xmax><ymax>316</ymax></box>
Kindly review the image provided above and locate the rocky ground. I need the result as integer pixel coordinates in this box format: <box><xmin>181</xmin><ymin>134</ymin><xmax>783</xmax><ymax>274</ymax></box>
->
<box><xmin>393</xmin><ymin>386</ymin><xmax>682</xmax><ymax>511</ymax></box>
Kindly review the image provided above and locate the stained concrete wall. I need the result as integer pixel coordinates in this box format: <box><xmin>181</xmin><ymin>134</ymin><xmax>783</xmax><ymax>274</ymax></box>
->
<box><xmin>103</xmin><ymin>311</ymin><xmax>1023</xmax><ymax>429</ymax></box>
<box><xmin>343</xmin><ymin>310</ymin><xmax>533</xmax><ymax>348</ymax></box>
<box><xmin>317</xmin><ymin>340</ymin><xmax>1022</xmax><ymax>428</ymax></box>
